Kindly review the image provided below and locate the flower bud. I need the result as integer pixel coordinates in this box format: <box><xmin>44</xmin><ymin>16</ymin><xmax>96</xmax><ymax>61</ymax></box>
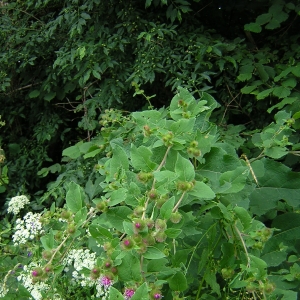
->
<box><xmin>148</xmin><ymin>189</ymin><xmax>159</xmax><ymax>200</ymax></box>
<box><xmin>133</xmin><ymin>206</ymin><xmax>145</xmax><ymax>217</ymax></box>
<box><xmin>145</xmin><ymin>218</ymin><xmax>154</xmax><ymax>229</ymax></box>
<box><xmin>96</xmin><ymin>201</ymin><xmax>108</xmax><ymax>212</ymax></box>
<box><xmin>121</xmin><ymin>238</ymin><xmax>135</xmax><ymax>250</ymax></box>
<box><xmin>67</xmin><ymin>224</ymin><xmax>76</xmax><ymax>234</ymax></box>
<box><xmin>44</xmin><ymin>264</ymin><xmax>53</xmax><ymax>273</ymax></box>
<box><xmin>42</xmin><ymin>250</ymin><xmax>53</xmax><ymax>261</ymax></box>
<box><xmin>60</xmin><ymin>210</ymin><xmax>72</xmax><ymax>220</ymax></box>
<box><xmin>90</xmin><ymin>267</ymin><xmax>101</xmax><ymax>279</ymax></box>
<box><xmin>137</xmin><ymin>172</ymin><xmax>153</xmax><ymax>183</ymax></box>
<box><xmin>170</xmin><ymin>212</ymin><xmax>182</xmax><ymax>224</ymax></box>
<box><xmin>154</xmin><ymin>231</ymin><xmax>167</xmax><ymax>243</ymax></box>
<box><xmin>155</xmin><ymin>219</ymin><xmax>167</xmax><ymax>231</ymax></box>
<box><xmin>32</xmin><ymin>267</ymin><xmax>43</xmax><ymax>278</ymax></box>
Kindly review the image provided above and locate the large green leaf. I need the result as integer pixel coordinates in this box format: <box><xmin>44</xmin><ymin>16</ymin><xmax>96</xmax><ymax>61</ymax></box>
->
<box><xmin>66</xmin><ymin>181</ymin><xmax>83</xmax><ymax>213</ymax></box>
<box><xmin>118</xmin><ymin>252</ymin><xmax>142</xmax><ymax>281</ymax></box>
<box><xmin>130</xmin><ymin>145</ymin><xmax>157</xmax><ymax>171</ymax></box>
<box><xmin>249</xmin><ymin>159</ymin><xmax>300</xmax><ymax>216</ymax></box>
<box><xmin>175</xmin><ymin>153</ymin><xmax>195</xmax><ymax>181</ymax></box>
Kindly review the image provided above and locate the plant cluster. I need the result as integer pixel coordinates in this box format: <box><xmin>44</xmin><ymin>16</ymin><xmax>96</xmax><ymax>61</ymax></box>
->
<box><xmin>1</xmin><ymin>88</ymin><xmax>300</xmax><ymax>299</ymax></box>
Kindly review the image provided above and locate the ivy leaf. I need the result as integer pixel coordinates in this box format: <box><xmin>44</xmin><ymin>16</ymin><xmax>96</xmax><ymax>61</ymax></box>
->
<box><xmin>66</xmin><ymin>181</ymin><xmax>83</xmax><ymax>213</ymax></box>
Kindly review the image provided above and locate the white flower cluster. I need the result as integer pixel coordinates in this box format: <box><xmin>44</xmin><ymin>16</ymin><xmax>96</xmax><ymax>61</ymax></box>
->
<box><xmin>17</xmin><ymin>263</ymin><xmax>50</xmax><ymax>300</ymax></box>
<box><xmin>12</xmin><ymin>212</ymin><xmax>44</xmax><ymax>246</ymax></box>
<box><xmin>7</xmin><ymin>195</ymin><xmax>30</xmax><ymax>215</ymax></box>
<box><xmin>63</xmin><ymin>249</ymin><xmax>96</xmax><ymax>287</ymax></box>
<box><xmin>0</xmin><ymin>284</ymin><xmax>8</xmax><ymax>298</ymax></box>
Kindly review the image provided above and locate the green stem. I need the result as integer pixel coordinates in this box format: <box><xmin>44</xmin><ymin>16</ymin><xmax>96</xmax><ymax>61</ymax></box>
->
<box><xmin>234</xmin><ymin>223</ymin><xmax>251</xmax><ymax>268</ymax></box>
<box><xmin>172</xmin><ymin>191</ymin><xmax>186</xmax><ymax>212</ymax></box>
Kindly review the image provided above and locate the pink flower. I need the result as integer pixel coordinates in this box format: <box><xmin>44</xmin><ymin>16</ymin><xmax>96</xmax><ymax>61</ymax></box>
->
<box><xmin>154</xmin><ymin>293</ymin><xmax>162</xmax><ymax>299</ymax></box>
<box><xmin>124</xmin><ymin>288</ymin><xmax>135</xmax><ymax>299</ymax></box>
<box><xmin>99</xmin><ymin>275</ymin><xmax>113</xmax><ymax>289</ymax></box>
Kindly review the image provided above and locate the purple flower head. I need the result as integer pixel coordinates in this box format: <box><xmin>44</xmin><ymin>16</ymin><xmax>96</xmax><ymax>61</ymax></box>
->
<box><xmin>135</xmin><ymin>222</ymin><xmax>141</xmax><ymax>229</ymax></box>
<box><xmin>27</xmin><ymin>251</ymin><xmax>32</xmax><ymax>257</ymax></box>
<box><xmin>32</xmin><ymin>270</ymin><xmax>39</xmax><ymax>277</ymax></box>
<box><xmin>124</xmin><ymin>239</ymin><xmax>130</xmax><ymax>246</ymax></box>
<box><xmin>124</xmin><ymin>288</ymin><xmax>135</xmax><ymax>299</ymax></box>
<box><xmin>154</xmin><ymin>293</ymin><xmax>162</xmax><ymax>299</ymax></box>
<box><xmin>100</xmin><ymin>275</ymin><xmax>113</xmax><ymax>289</ymax></box>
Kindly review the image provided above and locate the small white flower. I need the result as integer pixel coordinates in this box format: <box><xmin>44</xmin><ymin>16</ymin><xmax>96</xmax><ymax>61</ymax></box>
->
<box><xmin>12</xmin><ymin>212</ymin><xmax>44</xmax><ymax>246</ymax></box>
<box><xmin>7</xmin><ymin>195</ymin><xmax>30</xmax><ymax>215</ymax></box>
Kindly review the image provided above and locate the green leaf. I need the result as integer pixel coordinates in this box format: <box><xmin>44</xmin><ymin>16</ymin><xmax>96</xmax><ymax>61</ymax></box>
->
<box><xmin>257</xmin><ymin>88</ymin><xmax>274</xmax><ymax>100</ymax></box>
<box><xmin>219</xmin><ymin>166</ymin><xmax>248</xmax><ymax>194</ymax></box>
<box><xmin>131</xmin><ymin>283</ymin><xmax>149</xmax><ymax>300</ymax></box>
<box><xmin>143</xmin><ymin>247</ymin><xmax>166</xmax><ymax>259</ymax></box>
<box><xmin>29</xmin><ymin>90</ymin><xmax>40</xmax><ymax>98</ymax></box>
<box><xmin>109</xmin><ymin>287</ymin><xmax>124</xmax><ymax>300</ymax></box>
<box><xmin>160</xmin><ymin>196</ymin><xmax>175</xmax><ymax>219</ymax></box>
<box><xmin>106</xmin><ymin>207</ymin><xmax>132</xmax><ymax>232</ymax></box>
<box><xmin>175</xmin><ymin>153</ymin><xmax>195</xmax><ymax>181</ymax></box>
<box><xmin>241</xmin><ymin>85</ymin><xmax>257</xmax><ymax>94</ymax></box>
<box><xmin>291</xmin><ymin>64</ymin><xmax>300</xmax><ymax>77</ymax></box>
<box><xmin>165</xmin><ymin>228</ymin><xmax>182</xmax><ymax>238</ymax></box>
<box><xmin>170</xmin><ymin>118</ymin><xmax>195</xmax><ymax>134</ymax></box>
<box><xmin>244</xmin><ymin>23</ymin><xmax>262</xmax><ymax>33</ymax></box>
<box><xmin>234</xmin><ymin>207</ymin><xmax>252</xmax><ymax>230</ymax></box>
<box><xmin>130</xmin><ymin>145</ymin><xmax>157</xmax><ymax>171</ymax></box>
<box><xmin>167</xmin><ymin>271</ymin><xmax>188</xmax><ymax>291</ymax></box>
<box><xmin>261</xmin><ymin>251</ymin><xmax>287</xmax><ymax>267</ymax></box>
<box><xmin>273</xmin><ymin>86</ymin><xmax>291</xmax><ymax>98</ymax></box>
<box><xmin>249</xmin><ymin>159</ymin><xmax>300</xmax><ymax>216</ymax></box>
<box><xmin>145</xmin><ymin>0</ymin><xmax>152</xmax><ymax>8</ymax></box>
<box><xmin>66</xmin><ymin>181</ymin><xmax>83</xmax><ymax>213</ymax></box>
<box><xmin>40</xmin><ymin>231</ymin><xmax>54</xmax><ymax>250</ymax></box>
<box><xmin>123</xmin><ymin>221</ymin><xmax>134</xmax><ymax>235</ymax></box>
<box><xmin>110</xmin><ymin>188</ymin><xmax>128</xmax><ymax>206</ymax></box>
<box><xmin>44</xmin><ymin>91</ymin><xmax>56</xmax><ymax>101</ymax></box>
<box><xmin>118</xmin><ymin>252</ymin><xmax>141</xmax><ymax>281</ymax></box>
<box><xmin>110</xmin><ymin>144</ymin><xmax>129</xmax><ymax>172</ymax></box>
<box><xmin>89</xmin><ymin>224</ymin><xmax>113</xmax><ymax>240</ymax></box>
<box><xmin>264</xmin><ymin>146</ymin><xmax>288</xmax><ymax>159</ymax></box>
<box><xmin>189</xmin><ymin>181</ymin><xmax>215</xmax><ymax>199</ymax></box>
<box><xmin>255</xmin><ymin>63</ymin><xmax>269</xmax><ymax>82</ymax></box>
<box><xmin>62</xmin><ymin>143</ymin><xmax>82</xmax><ymax>159</ymax></box>
<box><xmin>256</xmin><ymin>13</ymin><xmax>272</xmax><ymax>25</ymax></box>
<box><xmin>74</xmin><ymin>207</ymin><xmax>87</xmax><ymax>227</ymax></box>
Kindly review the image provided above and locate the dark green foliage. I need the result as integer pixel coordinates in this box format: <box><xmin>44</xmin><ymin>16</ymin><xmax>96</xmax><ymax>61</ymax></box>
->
<box><xmin>1</xmin><ymin>1</ymin><xmax>300</xmax><ymax>296</ymax></box>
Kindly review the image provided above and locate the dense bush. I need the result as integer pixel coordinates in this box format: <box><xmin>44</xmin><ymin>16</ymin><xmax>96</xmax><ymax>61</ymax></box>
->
<box><xmin>1</xmin><ymin>0</ymin><xmax>300</xmax><ymax>298</ymax></box>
